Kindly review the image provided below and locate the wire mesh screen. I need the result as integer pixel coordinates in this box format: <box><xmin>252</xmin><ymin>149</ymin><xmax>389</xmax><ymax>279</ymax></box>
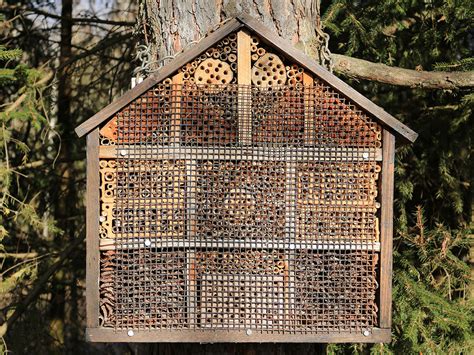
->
<box><xmin>97</xmin><ymin>83</ymin><xmax>382</xmax><ymax>335</ymax></box>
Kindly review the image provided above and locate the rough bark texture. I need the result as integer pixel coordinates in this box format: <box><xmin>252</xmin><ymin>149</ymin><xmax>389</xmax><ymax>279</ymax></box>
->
<box><xmin>332</xmin><ymin>54</ymin><xmax>474</xmax><ymax>89</ymax></box>
<box><xmin>144</xmin><ymin>0</ymin><xmax>319</xmax><ymax>65</ymax></box>
<box><xmin>143</xmin><ymin>0</ymin><xmax>473</xmax><ymax>90</ymax></box>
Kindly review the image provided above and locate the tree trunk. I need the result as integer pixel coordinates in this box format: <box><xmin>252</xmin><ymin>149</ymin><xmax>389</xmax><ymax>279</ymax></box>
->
<box><xmin>143</xmin><ymin>0</ymin><xmax>319</xmax><ymax>66</ymax></box>
<box><xmin>142</xmin><ymin>0</ymin><xmax>474</xmax><ymax>89</ymax></box>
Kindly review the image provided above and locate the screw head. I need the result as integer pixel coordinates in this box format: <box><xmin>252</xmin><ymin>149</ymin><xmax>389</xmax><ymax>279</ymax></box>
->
<box><xmin>363</xmin><ymin>330</ymin><xmax>371</xmax><ymax>337</ymax></box>
<box><xmin>144</xmin><ymin>239</ymin><xmax>151</xmax><ymax>247</ymax></box>
<box><xmin>127</xmin><ymin>330</ymin><xmax>134</xmax><ymax>337</ymax></box>
<box><xmin>246</xmin><ymin>329</ymin><xmax>253</xmax><ymax>336</ymax></box>
<box><xmin>119</xmin><ymin>149</ymin><xmax>127</xmax><ymax>156</ymax></box>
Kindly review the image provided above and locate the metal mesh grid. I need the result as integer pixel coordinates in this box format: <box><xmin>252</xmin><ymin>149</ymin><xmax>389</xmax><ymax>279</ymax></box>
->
<box><xmin>97</xmin><ymin>82</ymin><xmax>382</xmax><ymax>335</ymax></box>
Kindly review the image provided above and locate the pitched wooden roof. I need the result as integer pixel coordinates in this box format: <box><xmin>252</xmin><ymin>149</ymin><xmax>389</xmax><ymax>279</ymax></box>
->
<box><xmin>75</xmin><ymin>14</ymin><xmax>417</xmax><ymax>143</ymax></box>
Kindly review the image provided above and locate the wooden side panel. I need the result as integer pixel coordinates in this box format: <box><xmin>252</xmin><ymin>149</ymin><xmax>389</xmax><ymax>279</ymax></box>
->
<box><xmin>237</xmin><ymin>30</ymin><xmax>252</xmax><ymax>144</ymax></box>
<box><xmin>379</xmin><ymin>129</ymin><xmax>395</xmax><ymax>329</ymax></box>
<box><xmin>86</xmin><ymin>129</ymin><xmax>100</xmax><ymax>327</ymax></box>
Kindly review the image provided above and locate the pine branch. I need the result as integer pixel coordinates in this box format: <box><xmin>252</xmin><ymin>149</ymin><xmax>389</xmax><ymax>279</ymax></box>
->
<box><xmin>332</xmin><ymin>54</ymin><xmax>474</xmax><ymax>89</ymax></box>
<box><xmin>1</xmin><ymin>5</ymin><xmax>135</xmax><ymax>27</ymax></box>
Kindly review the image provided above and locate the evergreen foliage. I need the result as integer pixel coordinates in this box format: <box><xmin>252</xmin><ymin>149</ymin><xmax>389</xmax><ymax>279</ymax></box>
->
<box><xmin>0</xmin><ymin>15</ymin><xmax>61</xmax><ymax>350</ymax></box>
<box><xmin>323</xmin><ymin>0</ymin><xmax>473</xmax><ymax>353</ymax></box>
<box><xmin>0</xmin><ymin>1</ymin><xmax>472</xmax><ymax>353</ymax></box>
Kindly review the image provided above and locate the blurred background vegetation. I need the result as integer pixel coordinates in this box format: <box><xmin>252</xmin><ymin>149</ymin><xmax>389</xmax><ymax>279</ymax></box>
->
<box><xmin>0</xmin><ymin>0</ymin><xmax>472</xmax><ymax>354</ymax></box>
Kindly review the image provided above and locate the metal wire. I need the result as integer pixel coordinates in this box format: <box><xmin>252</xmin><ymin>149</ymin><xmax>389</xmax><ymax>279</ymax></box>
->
<box><xmin>97</xmin><ymin>81</ymin><xmax>381</xmax><ymax>334</ymax></box>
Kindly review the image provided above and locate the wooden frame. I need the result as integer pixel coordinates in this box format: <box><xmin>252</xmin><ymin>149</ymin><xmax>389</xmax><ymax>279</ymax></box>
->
<box><xmin>86</xmin><ymin>129</ymin><xmax>100</xmax><ymax>328</ymax></box>
<box><xmin>79</xmin><ymin>14</ymin><xmax>417</xmax><ymax>344</ymax></box>
<box><xmin>86</xmin><ymin>327</ymin><xmax>391</xmax><ymax>343</ymax></box>
<box><xmin>379</xmin><ymin>129</ymin><xmax>396</xmax><ymax>329</ymax></box>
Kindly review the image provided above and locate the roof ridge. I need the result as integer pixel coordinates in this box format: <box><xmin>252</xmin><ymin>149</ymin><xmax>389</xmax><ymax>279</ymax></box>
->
<box><xmin>75</xmin><ymin>14</ymin><xmax>417</xmax><ymax>143</ymax></box>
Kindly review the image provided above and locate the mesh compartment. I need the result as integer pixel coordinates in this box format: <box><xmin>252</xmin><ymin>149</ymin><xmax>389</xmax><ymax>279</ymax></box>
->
<box><xmin>97</xmin><ymin>81</ymin><xmax>383</xmax><ymax>334</ymax></box>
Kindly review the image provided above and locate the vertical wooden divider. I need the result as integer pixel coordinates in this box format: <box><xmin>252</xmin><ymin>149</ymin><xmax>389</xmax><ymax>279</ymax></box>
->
<box><xmin>187</xmin><ymin>251</ymin><xmax>196</xmax><ymax>327</ymax></box>
<box><xmin>86</xmin><ymin>128</ymin><xmax>100</xmax><ymax>328</ymax></box>
<box><xmin>171</xmin><ymin>72</ymin><xmax>183</xmax><ymax>145</ymax></box>
<box><xmin>285</xmin><ymin>163</ymin><xmax>297</xmax><ymax>324</ymax></box>
<box><xmin>237</xmin><ymin>30</ymin><xmax>252</xmax><ymax>144</ymax></box>
<box><xmin>303</xmin><ymin>73</ymin><xmax>315</xmax><ymax>145</ymax></box>
<box><xmin>379</xmin><ymin>130</ymin><xmax>395</xmax><ymax>329</ymax></box>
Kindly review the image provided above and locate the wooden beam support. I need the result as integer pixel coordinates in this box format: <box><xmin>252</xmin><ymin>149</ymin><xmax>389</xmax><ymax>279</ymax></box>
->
<box><xmin>98</xmin><ymin>238</ymin><xmax>381</xmax><ymax>252</ymax></box>
<box><xmin>99</xmin><ymin>146</ymin><xmax>383</xmax><ymax>162</ymax></box>
<box><xmin>379</xmin><ymin>129</ymin><xmax>395</xmax><ymax>329</ymax></box>
<box><xmin>86</xmin><ymin>129</ymin><xmax>100</xmax><ymax>328</ymax></box>
<box><xmin>237</xmin><ymin>30</ymin><xmax>252</xmax><ymax>145</ymax></box>
<box><xmin>86</xmin><ymin>327</ymin><xmax>391</xmax><ymax>343</ymax></box>
<box><xmin>171</xmin><ymin>72</ymin><xmax>183</xmax><ymax>145</ymax></box>
<box><xmin>303</xmin><ymin>73</ymin><xmax>315</xmax><ymax>145</ymax></box>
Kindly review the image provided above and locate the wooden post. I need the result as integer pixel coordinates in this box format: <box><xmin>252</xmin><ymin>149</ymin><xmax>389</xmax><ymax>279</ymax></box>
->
<box><xmin>285</xmin><ymin>162</ymin><xmax>297</xmax><ymax>325</ymax></box>
<box><xmin>303</xmin><ymin>73</ymin><xmax>315</xmax><ymax>145</ymax></box>
<box><xmin>237</xmin><ymin>30</ymin><xmax>252</xmax><ymax>144</ymax></box>
<box><xmin>171</xmin><ymin>72</ymin><xmax>184</xmax><ymax>145</ymax></box>
<box><xmin>86</xmin><ymin>128</ymin><xmax>100</xmax><ymax>328</ymax></box>
<box><xmin>186</xmin><ymin>161</ymin><xmax>197</xmax><ymax>238</ymax></box>
<box><xmin>186</xmin><ymin>251</ymin><xmax>196</xmax><ymax>327</ymax></box>
<box><xmin>379</xmin><ymin>129</ymin><xmax>395</xmax><ymax>329</ymax></box>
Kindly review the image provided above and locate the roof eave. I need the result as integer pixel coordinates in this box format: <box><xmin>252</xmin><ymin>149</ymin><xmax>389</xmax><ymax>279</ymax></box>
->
<box><xmin>75</xmin><ymin>15</ymin><xmax>417</xmax><ymax>143</ymax></box>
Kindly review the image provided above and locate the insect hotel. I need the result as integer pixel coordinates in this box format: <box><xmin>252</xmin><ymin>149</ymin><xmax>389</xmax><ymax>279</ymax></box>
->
<box><xmin>76</xmin><ymin>15</ymin><xmax>417</xmax><ymax>343</ymax></box>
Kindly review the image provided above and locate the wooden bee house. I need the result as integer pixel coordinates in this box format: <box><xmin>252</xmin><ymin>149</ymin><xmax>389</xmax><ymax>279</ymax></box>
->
<box><xmin>76</xmin><ymin>15</ymin><xmax>417</xmax><ymax>343</ymax></box>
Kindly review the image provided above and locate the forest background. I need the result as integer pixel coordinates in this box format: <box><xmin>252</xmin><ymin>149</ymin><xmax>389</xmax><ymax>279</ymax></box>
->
<box><xmin>0</xmin><ymin>0</ymin><xmax>472</xmax><ymax>354</ymax></box>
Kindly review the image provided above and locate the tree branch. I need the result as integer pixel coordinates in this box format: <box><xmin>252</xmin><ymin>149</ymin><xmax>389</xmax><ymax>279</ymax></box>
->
<box><xmin>0</xmin><ymin>236</ymin><xmax>83</xmax><ymax>336</ymax></box>
<box><xmin>332</xmin><ymin>54</ymin><xmax>474</xmax><ymax>90</ymax></box>
<box><xmin>2</xmin><ymin>5</ymin><xmax>135</xmax><ymax>27</ymax></box>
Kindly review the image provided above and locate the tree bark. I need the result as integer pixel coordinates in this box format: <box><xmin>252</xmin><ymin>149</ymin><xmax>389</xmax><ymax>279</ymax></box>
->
<box><xmin>142</xmin><ymin>0</ymin><xmax>473</xmax><ymax>90</ymax></box>
<box><xmin>332</xmin><ymin>54</ymin><xmax>474</xmax><ymax>89</ymax></box>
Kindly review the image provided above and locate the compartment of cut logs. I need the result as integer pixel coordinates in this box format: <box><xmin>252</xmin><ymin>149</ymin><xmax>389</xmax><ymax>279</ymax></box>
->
<box><xmin>195</xmin><ymin>161</ymin><xmax>286</xmax><ymax>240</ymax></box>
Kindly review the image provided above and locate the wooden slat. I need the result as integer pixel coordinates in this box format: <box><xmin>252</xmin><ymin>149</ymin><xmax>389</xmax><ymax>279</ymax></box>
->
<box><xmin>285</xmin><ymin>162</ymin><xmax>297</xmax><ymax>322</ymax></box>
<box><xmin>379</xmin><ymin>129</ymin><xmax>395</xmax><ymax>329</ymax></box>
<box><xmin>75</xmin><ymin>19</ymin><xmax>243</xmax><ymax>137</ymax></box>
<box><xmin>237</xmin><ymin>30</ymin><xmax>252</xmax><ymax>144</ymax></box>
<box><xmin>86</xmin><ymin>129</ymin><xmax>100</xmax><ymax>328</ymax></box>
<box><xmin>186</xmin><ymin>251</ymin><xmax>196</xmax><ymax>327</ymax></box>
<box><xmin>99</xmin><ymin>146</ymin><xmax>383</xmax><ymax>161</ymax></box>
<box><xmin>186</xmin><ymin>161</ymin><xmax>197</xmax><ymax>237</ymax></box>
<box><xmin>98</xmin><ymin>238</ymin><xmax>381</xmax><ymax>252</ymax></box>
<box><xmin>303</xmin><ymin>73</ymin><xmax>315</xmax><ymax>144</ymax></box>
<box><xmin>86</xmin><ymin>327</ymin><xmax>391</xmax><ymax>343</ymax></box>
<box><xmin>171</xmin><ymin>72</ymin><xmax>183</xmax><ymax>145</ymax></box>
<box><xmin>236</xmin><ymin>14</ymin><xmax>418</xmax><ymax>143</ymax></box>
<box><xmin>285</xmin><ymin>163</ymin><xmax>296</xmax><ymax>240</ymax></box>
